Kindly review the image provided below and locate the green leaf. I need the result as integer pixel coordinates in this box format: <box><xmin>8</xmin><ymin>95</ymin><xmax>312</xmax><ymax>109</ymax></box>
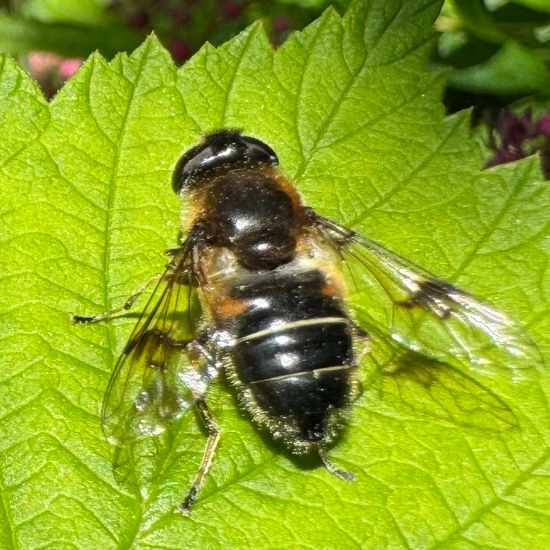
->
<box><xmin>447</xmin><ymin>39</ymin><xmax>550</xmax><ymax>95</ymax></box>
<box><xmin>0</xmin><ymin>13</ymin><xmax>145</xmax><ymax>58</ymax></box>
<box><xmin>20</xmin><ymin>0</ymin><xmax>115</xmax><ymax>27</ymax></box>
<box><xmin>275</xmin><ymin>0</ymin><xmax>351</xmax><ymax>10</ymax></box>
<box><xmin>1</xmin><ymin>0</ymin><xmax>549</xmax><ymax>548</ymax></box>
<box><xmin>452</xmin><ymin>0</ymin><xmax>510</xmax><ymax>44</ymax></box>
<box><xmin>511</xmin><ymin>0</ymin><xmax>550</xmax><ymax>14</ymax></box>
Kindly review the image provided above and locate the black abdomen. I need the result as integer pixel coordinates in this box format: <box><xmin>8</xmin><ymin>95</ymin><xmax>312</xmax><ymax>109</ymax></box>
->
<box><xmin>229</xmin><ymin>269</ymin><xmax>354</xmax><ymax>448</ymax></box>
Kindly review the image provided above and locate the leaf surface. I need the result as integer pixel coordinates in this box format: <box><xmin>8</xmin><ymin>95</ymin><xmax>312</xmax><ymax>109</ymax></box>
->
<box><xmin>1</xmin><ymin>0</ymin><xmax>550</xmax><ymax>548</ymax></box>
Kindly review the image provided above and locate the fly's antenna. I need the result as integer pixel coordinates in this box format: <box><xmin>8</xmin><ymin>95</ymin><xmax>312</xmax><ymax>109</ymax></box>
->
<box><xmin>318</xmin><ymin>446</ymin><xmax>356</xmax><ymax>482</ymax></box>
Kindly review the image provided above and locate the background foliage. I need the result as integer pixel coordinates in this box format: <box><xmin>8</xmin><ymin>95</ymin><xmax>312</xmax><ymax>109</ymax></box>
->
<box><xmin>0</xmin><ymin>0</ymin><xmax>549</xmax><ymax>548</ymax></box>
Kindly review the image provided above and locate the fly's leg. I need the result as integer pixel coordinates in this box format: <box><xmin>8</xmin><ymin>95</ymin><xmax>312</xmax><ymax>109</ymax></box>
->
<box><xmin>178</xmin><ymin>398</ymin><xmax>221</xmax><ymax>515</ymax></box>
<box><xmin>70</xmin><ymin>273</ymin><xmax>163</xmax><ymax>324</ymax></box>
<box><xmin>318</xmin><ymin>445</ymin><xmax>356</xmax><ymax>482</ymax></box>
<box><xmin>347</xmin><ymin>322</ymin><xmax>369</xmax><ymax>402</ymax></box>
<box><xmin>354</xmin><ymin>324</ymin><xmax>370</xmax><ymax>365</ymax></box>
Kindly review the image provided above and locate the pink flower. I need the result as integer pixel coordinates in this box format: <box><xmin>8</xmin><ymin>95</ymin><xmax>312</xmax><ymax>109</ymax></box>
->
<box><xmin>28</xmin><ymin>51</ymin><xmax>63</xmax><ymax>75</ymax></box>
<box><xmin>59</xmin><ymin>59</ymin><xmax>83</xmax><ymax>80</ymax></box>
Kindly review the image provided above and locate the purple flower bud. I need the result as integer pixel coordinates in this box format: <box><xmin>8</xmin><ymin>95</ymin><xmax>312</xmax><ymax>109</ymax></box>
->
<box><xmin>223</xmin><ymin>0</ymin><xmax>243</xmax><ymax>20</ymax></box>
<box><xmin>273</xmin><ymin>15</ymin><xmax>292</xmax><ymax>35</ymax></box>
<box><xmin>536</xmin><ymin>114</ymin><xmax>550</xmax><ymax>137</ymax></box>
<box><xmin>499</xmin><ymin>110</ymin><xmax>532</xmax><ymax>149</ymax></box>
<box><xmin>127</xmin><ymin>11</ymin><xmax>149</xmax><ymax>29</ymax></box>
<box><xmin>175</xmin><ymin>9</ymin><xmax>192</xmax><ymax>25</ymax></box>
<box><xmin>170</xmin><ymin>40</ymin><xmax>192</xmax><ymax>63</ymax></box>
<box><xmin>485</xmin><ymin>148</ymin><xmax>524</xmax><ymax>168</ymax></box>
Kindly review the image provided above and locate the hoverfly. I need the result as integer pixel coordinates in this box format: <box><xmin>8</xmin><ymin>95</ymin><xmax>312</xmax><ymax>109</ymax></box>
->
<box><xmin>73</xmin><ymin>130</ymin><xmax>538</xmax><ymax>514</ymax></box>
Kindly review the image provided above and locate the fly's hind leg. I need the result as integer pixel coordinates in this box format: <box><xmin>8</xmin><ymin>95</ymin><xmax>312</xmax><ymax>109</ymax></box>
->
<box><xmin>348</xmin><ymin>321</ymin><xmax>369</xmax><ymax>402</ymax></box>
<box><xmin>318</xmin><ymin>445</ymin><xmax>356</xmax><ymax>483</ymax></box>
<box><xmin>352</xmin><ymin>322</ymin><xmax>370</xmax><ymax>364</ymax></box>
<box><xmin>178</xmin><ymin>398</ymin><xmax>221</xmax><ymax>515</ymax></box>
<box><xmin>70</xmin><ymin>272</ymin><xmax>163</xmax><ymax>324</ymax></box>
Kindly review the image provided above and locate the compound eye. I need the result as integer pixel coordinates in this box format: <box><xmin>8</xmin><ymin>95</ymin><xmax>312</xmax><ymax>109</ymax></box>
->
<box><xmin>172</xmin><ymin>131</ymin><xmax>279</xmax><ymax>194</ymax></box>
<box><xmin>172</xmin><ymin>142</ymin><xmax>223</xmax><ymax>194</ymax></box>
<box><xmin>240</xmin><ymin>136</ymin><xmax>278</xmax><ymax>167</ymax></box>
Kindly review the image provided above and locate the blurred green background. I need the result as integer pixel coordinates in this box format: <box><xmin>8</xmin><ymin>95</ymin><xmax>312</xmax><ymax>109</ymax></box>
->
<box><xmin>1</xmin><ymin>0</ymin><xmax>549</xmax><ymax>175</ymax></box>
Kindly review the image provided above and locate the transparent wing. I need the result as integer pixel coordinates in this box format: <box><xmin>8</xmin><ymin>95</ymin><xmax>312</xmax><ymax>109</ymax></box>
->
<box><xmin>366</xmin><ymin>325</ymin><xmax>520</xmax><ymax>431</ymax></box>
<box><xmin>102</xmin><ymin>240</ymin><xmax>206</xmax><ymax>445</ymax></box>
<box><xmin>313</xmin><ymin>214</ymin><xmax>543</xmax><ymax>381</ymax></box>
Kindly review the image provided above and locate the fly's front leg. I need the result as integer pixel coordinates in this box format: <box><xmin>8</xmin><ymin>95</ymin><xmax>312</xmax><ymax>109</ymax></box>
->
<box><xmin>178</xmin><ymin>397</ymin><xmax>221</xmax><ymax>515</ymax></box>
<box><xmin>70</xmin><ymin>272</ymin><xmax>164</xmax><ymax>324</ymax></box>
